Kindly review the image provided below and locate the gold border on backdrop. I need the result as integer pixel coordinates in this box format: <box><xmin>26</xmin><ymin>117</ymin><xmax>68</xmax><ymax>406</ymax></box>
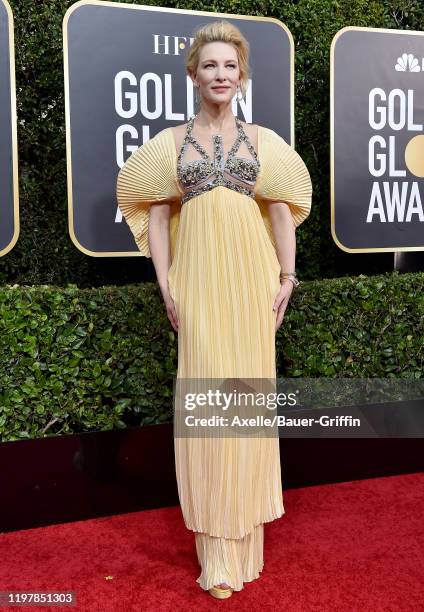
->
<box><xmin>0</xmin><ymin>0</ymin><xmax>19</xmax><ymax>257</ymax></box>
<box><xmin>330</xmin><ymin>25</ymin><xmax>424</xmax><ymax>253</ymax></box>
<box><xmin>63</xmin><ymin>0</ymin><xmax>295</xmax><ymax>257</ymax></box>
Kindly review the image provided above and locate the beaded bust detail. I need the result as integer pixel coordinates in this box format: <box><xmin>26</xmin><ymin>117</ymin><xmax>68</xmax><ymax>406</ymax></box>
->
<box><xmin>176</xmin><ymin>114</ymin><xmax>260</xmax><ymax>205</ymax></box>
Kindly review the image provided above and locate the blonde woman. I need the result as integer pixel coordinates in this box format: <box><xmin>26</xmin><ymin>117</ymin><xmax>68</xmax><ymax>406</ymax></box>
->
<box><xmin>117</xmin><ymin>20</ymin><xmax>312</xmax><ymax>599</ymax></box>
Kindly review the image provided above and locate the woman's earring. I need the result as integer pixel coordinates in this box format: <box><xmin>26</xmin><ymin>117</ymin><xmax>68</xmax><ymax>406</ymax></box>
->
<box><xmin>236</xmin><ymin>85</ymin><xmax>243</xmax><ymax>101</ymax></box>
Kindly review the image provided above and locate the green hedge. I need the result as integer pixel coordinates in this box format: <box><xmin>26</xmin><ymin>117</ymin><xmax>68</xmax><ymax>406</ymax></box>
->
<box><xmin>0</xmin><ymin>271</ymin><xmax>422</xmax><ymax>442</ymax></box>
<box><xmin>2</xmin><ymin>0</ymin><xmax>424</xmax><ymax>286</ymax></box>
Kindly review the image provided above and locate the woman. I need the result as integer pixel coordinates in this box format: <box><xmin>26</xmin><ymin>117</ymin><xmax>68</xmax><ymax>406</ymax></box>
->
<box><xmin>117</xmin><ymin>20</ymin><xmax>312</xmax><ymax>599</ymax></box>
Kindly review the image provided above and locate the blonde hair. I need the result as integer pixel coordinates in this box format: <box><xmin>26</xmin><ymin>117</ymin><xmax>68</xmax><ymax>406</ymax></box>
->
<box><xmin>186</xmin><ymin>20</ymin><xmax>250</xmax><ymax>98</ymax></box>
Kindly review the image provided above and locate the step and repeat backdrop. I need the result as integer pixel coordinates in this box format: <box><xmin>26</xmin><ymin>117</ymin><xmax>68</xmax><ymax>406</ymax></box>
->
<box><xmin>1</xmin><ymin>0</ymin><xmax>423</xmax><ymax>258</ymax></box>
<box><xmin>0</xmin><ymin>0</ymin><xmax>18</xmax><ymax>257</ymax></box>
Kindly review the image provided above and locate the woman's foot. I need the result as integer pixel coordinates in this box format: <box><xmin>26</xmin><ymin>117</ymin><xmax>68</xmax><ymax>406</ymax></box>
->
<box><xmin>208</xmin><ymin>583</ymin><xmax>233</xmax><ymax>599</ymax></box>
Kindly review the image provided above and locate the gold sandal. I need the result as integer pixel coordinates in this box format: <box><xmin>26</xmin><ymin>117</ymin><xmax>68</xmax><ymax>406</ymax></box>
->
<box><xmin>208</xmin><ymin>584</ymin><xmax>234</xmax><ymax>599</ymax></box>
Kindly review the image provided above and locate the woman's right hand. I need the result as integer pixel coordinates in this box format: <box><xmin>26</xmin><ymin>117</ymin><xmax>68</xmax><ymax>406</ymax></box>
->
<box><xmin>164</xmin><ymin>291</ymin><xmax>179</xmax><ymax>333</ymax></box>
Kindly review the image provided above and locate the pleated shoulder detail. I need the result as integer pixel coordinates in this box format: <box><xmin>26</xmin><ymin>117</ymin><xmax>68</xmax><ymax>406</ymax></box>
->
<box><xmin>255</xmin><ymin>127</ymin><xmax>312</xmax><ymax>235</ymax></box>
<box><xmin>116</xmin><ymin>128</ymin><xmax>182</xmax><ymax>258</ymax></box>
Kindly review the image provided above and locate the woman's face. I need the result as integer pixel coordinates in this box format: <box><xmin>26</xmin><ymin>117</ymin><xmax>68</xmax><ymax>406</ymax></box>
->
<box><xmin>192</xmin><ymin>41</ymin><xmax>240</xmax><ymax>107</ymax></box>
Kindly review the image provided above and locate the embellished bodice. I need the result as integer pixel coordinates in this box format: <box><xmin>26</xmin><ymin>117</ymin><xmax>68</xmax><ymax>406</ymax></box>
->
<box><xmin>117</xmin><ymin>122</ymin><xmax>313</xmax><ymax>258</ymax></box>
<box><xmin>176</xmin><ymin>114</ymin><xmax>260</xmax><ymax>205</ymax></box>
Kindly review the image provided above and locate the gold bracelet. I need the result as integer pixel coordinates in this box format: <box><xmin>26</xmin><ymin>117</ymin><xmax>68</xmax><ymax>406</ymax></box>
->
<box><xmin>280</xmin><ymin>271</ymin><xmax>300</xmax><ymax>288</ymax></box>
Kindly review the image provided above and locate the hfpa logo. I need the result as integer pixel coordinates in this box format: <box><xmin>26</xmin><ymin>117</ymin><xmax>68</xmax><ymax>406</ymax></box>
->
<box><xmin>395</xmin><ymin>53</ymin><xmax>421</xmax><ymax>72</ymax></box>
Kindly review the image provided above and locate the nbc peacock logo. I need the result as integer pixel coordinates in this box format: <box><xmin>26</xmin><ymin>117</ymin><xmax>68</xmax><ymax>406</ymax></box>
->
<box><xmin>395</xmin><ymin>53</ymin><xmax>421</xmax><ymax>72</ymax></box>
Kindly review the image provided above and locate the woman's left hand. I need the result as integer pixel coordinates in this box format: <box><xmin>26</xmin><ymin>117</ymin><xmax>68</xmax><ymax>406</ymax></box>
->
<box><xmin>273</xmin><ymin>280</ymin><xmax>294</xmax><ymax>331</ymax></box>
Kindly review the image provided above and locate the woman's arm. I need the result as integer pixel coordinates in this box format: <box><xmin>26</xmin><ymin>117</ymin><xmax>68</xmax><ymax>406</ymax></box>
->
<box><xmin>149</xmin><ymin>202</ymin><xmax>179</xmax><ymax>332</ymax></box>
<box><xmin>268</xmin><ymin>201</ymin><xmax>296</xmax><ymax>331</ymax></box>
<box><xmin>148</xmin><ymin>202</ymin><xmax>172</xmax><ymax>295</ymax></box>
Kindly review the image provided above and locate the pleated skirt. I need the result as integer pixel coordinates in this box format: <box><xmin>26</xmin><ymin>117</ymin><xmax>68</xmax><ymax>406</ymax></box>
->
<box><xmin>168</xmin><ymin>187</ymin><xmax>285</xmax><ymax>589</ymax></box>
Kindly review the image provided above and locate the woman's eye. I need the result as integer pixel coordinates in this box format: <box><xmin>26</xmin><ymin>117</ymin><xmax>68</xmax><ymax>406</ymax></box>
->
<box><xmin>204</xmin><ymin>64</ymin><xmax>237</xmax><ymax>68</ymax></box>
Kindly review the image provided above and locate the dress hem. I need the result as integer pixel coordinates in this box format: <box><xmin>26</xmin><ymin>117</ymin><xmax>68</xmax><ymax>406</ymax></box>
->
<box><xmin>183</xmin><ymin>507</ymin><xmax>285</xmax><ymax>540</ymax></box>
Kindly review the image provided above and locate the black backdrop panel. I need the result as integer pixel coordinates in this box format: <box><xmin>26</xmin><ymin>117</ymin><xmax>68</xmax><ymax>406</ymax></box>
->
<box><xmin>0</xmin><ymin>0</ymin><xmax>18</xmax><ymax>256</ymax></box>
<box><xmin>332</xmin><ymin>27</ymin><xmax>424</xmax><ymax>253</ymax></box>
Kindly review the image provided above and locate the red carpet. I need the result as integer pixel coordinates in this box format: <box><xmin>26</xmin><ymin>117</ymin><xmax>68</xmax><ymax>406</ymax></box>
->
<box><xmin>1</xmin><ymin>473</ymin><xmax>423</xmax><ymax>611</ymax></box>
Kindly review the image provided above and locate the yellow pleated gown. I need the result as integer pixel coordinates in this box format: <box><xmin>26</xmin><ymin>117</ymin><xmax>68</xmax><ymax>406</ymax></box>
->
<box><xmin>116</xmin><ymin>122</ymin><xmax>312</xmax><ymax>591</ymax></box>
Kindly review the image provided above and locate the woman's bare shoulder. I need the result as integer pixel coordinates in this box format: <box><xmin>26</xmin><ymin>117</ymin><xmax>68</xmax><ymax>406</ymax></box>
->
<box><xmin>169</xmin><ymin>123</ymin><xmax>188</xmax><ymax>135</ymax></box>
<box><xmin>169</xmin><ymin>123</ymin><xmax>188</xmax><ymax>152</ymax></box>
<box><xmin>239</xmin><ymin>120</ymin><xmax>259</xmax><ymax>148</ymax></box>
